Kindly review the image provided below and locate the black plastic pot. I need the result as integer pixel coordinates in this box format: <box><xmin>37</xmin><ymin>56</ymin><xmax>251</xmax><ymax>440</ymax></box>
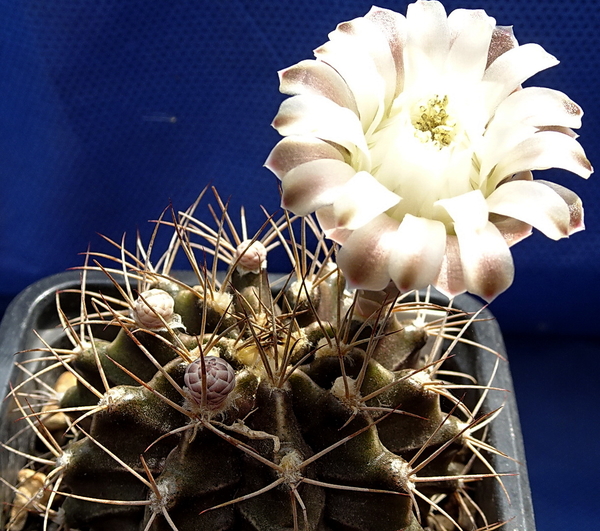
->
<box><xmin>0</xmin><ymin>271</ymin><xmax>536</xmax><ymax>530</ymax></box>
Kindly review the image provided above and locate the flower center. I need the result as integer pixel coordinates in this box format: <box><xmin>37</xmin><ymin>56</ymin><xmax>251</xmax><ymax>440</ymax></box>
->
<box><xmin>411</xmin><ymin>95</ymin><xmax>457</xmax><ymax>148</ymax></box>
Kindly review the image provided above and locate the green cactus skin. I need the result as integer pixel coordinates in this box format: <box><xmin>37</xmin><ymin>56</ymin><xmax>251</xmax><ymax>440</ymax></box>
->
<box><xmin>1</xmin><ymin>201</ymin><xmax>506</xmax><ymax>531</ymax></box>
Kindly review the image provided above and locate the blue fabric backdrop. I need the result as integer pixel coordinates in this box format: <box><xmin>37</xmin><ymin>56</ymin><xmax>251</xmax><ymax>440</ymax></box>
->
<box><xmin>1</xmin><ymin>1</ymin><xmax>598</xmax><ymax>528</ymax></box>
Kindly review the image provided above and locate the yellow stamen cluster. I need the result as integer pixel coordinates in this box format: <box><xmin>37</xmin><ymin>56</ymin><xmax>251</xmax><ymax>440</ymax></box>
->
<box><xmin>413</xmin><ymin>95</ymin><xmax>457</xmax><ymax>148</ymax></box>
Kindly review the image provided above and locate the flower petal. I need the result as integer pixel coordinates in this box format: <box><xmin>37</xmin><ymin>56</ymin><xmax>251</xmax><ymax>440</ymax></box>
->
<box><xmin>536</xmin><ymin>180</ymin><xmax>585</xmax><ymax>233</ymax></box>
<box><xmin>493</xmin><ymin>86</ymin><xmax>583</xmax><ymax>129</ymax></box>
<box><xmin>279</xmin><ymin>60</ymin><xmax>359</xmax><ymax>114</ymax></box>
<box><xmin>265</xmin><ymin>135</ymin><xmax>345</xmax><ymax>179</ymax></box>
<box><xmin>436</xmin><ymin>190</ymin><xmax>489</xmax><ymax>231</ymax></box>
<box><xmin>486</xmin><ymin>179</ymin><xmax>571</xmax><ymax>239</ymax></box>
<box><xmin>272</xmin><ymin>95</ymin><xmax>369</xmax><ymax>158</ymax></box>
<box><xmin>389</xmin><ymin>215</ymin><xmax>446</xmax><ymax>291</ymax></box>
<box><xmin>329</xmin><ymin>16</ymin><xmax>397</xmax><ymax>104</ymax></box>
<box><xmin>486</xmin><ymin>25</ymin><xmax>518</xmax><ymax>68</ymax></box>
<box><xmin>315</xmin><ymin>206</ymin><xmax>352</xmax><ymax>244</ymax></box>
<box><xmin>355</xmin><ymin>283</ymin><xmax>401</xmax><ymax>318</ymax></box>
<box><xmin>435</xmin><ymin>190</ymin><xmax>514</xmax><ymax>299</ymax></box>
<box><xmin>404</xmin><ymin>0</ymin><xmax>450</xmax><ymax>86</ymax></box>
<box><xmin>434</xmin><ymin>235</ymin><xmax>466</xmax><ymax>298</ymax></box>
<box><xmin>481</xmin><ymin>86</ymin><xmax>585</xmax><ymax>179</ymax></box>
<box><xmin>507</xmin><ymin>170</ymin><xmax>533</xmax><ymax>182</ymax></box>
<box><xmin>489</xmin><ymin>130</ymin><xmax>593</xmax><ymax>188</ymax></box>
<box><xmin>365</xmin><ymin>6</ymin><xmax>407</xmax><ymax>97</ymax></box>
<box><xmin>490</xmin><ymin>214</ymin><xmax>532</xmax><ymax>247</ymax></box>
<box><xmin>315</xmin><ymin>19</ymin><xmax>391</xmax><ymax>131</ymax></box>
<box><xmin>483</xmin><ymin>43</ymin><xmax>559</xmax><ymax>112</ymax></box>
<box><xmin>281</xmin><ymin>159</ymin><xmax>356</xmax><ymax>216</ymax></box>
<box><xmin>337</xmin><ymin>215</ymin><xmax>400</xmax><ymax>290</ymax></box>
<box><xmin>537</xmin><ymin>125</ymin><xmax>578</xmax><ymax>138</ymax></box>
<box><xmin>454</xmin><ymin>221</ymin><xmax>515</xmax><ymax>301</ymax></box>
<box><xmin>478</xmin><ymin>120</ymin><xmax>538</xmax><ymax>181</ymax></box>
<box><xmin>446</xmin><ymin>8</ymin><xmax>495</xmax><ymax>83</ymax></box>
<box><xmin>330</xmin><ymin>171</ymin><xmax>400</xmax><ymax>230</ymax></box>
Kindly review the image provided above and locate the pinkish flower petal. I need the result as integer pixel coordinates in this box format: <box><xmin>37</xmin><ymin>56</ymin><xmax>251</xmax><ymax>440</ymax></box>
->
<box><xmin>281</xmin><ymin>159</ymin><xmax>356</xmax><ymax>216</ymax></box>
<box><xmin>454</xmin><ymin>221</ymin><xmax>515</xmax><ymax>301</ymax></box>
<box><xmin>434</xmin><ymin>191</ymin><xmax>514</xmax><ymax>299</ymax></box>
<box><xmin>486</xmin><ymin>25</ymin><xmax>518</xmax><ymax>68</ymax></box>
<box><xmin>329</xmin><ymin>16</ymin><xmax>397</xmax><ymax>102</ymax></box>
<box><xmin>337</xmin><ymin>215</ymin><xmax>400</xmax><ymax>290</ymax></box>
<box><xmin>365</xmin><ymin>6</ymin><xmax>407</xmax><ymax>96</ymax></box>
<box><xmin>483</xmin><ymin>43</ymin><xmax>559</xmax><ymax>112</ymax></box>
<box><xmin>434</xmin><ymin>235</ymin><xmax>466</xmax><ymax>298</ymax></box>
<box><xmin>389</xmin><ymin>215</ymin><xmax>446</xmax><ymax>291</ymax></box>
<box><xmin>490</xmin><ymin>214</ymin><xmax>532</xmax><ymax>247</ymax></box>
<box><xmin>265</xmin><ymin>136</ymin><xmax>345</xmax><ymax>180</ymax></box>
<box><xmin>536</xmin><ymin>180</ymin><xmax>585</xmax><ymax>233</ymax></box>
<box><xmin>272</xmin><ymin>95</ymin><xmax>369</xmax><ymax>157</ymax></box>
<box><xmin>315</xmin><ymin>17</ymin><xmax>394</xmax><ymax>131</ymax></box>
<box><xmin>489</xmin><ymin>130</ymin><xmax>593</xmax><ymax>188</ymax></box>
<box><xmin>279</xmin><ymin>60</ymin><xmax>359</xmax><ymax>114</ymax></box>
<box><xmin>537</xmin><ymin>125</ymin><xmax>579</xmax><ymax>138</ymax></box>
<box><xmin>486</xmin><ymin>180</ymin><xmax>571</xmax><ymax>239</ymax></box>
<box><xmin>331</xmin><ymin>171</ymin><xmax>400</xmax><ymax>230</ymax></box>
<box><xmin>355</xmin><ymin>282</ymin><xmax>401</xmax><ymax>318</ymax></box>
<box><xmin>315</xmin><ymin>206</ymin><xmax>352</xmax><ymax>244</ymax></box>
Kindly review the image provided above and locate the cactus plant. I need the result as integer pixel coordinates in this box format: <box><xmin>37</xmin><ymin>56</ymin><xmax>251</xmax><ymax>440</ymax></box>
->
<box><xmin>0</xmin><ymin>189</ymin><xmax>511</xmax><ymax>531</ymax></box>
<box><xmin>5</xmin><ymin>0</ymin><xmax>590</xmax><ymax>527</ymax></box>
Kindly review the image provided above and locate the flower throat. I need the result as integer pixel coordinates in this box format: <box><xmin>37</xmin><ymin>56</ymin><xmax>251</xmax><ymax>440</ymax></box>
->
<box><xmin>412</xmin><ymin>94</ymin><xmax>457</xmax><ymax>148</ymax></box>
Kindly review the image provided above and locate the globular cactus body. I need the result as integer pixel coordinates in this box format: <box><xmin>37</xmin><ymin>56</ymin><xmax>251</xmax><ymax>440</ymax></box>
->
<box><xmin>1</xmin><ymin>194</ymin><xmax>506</xmax><ymax>531</ymax></box>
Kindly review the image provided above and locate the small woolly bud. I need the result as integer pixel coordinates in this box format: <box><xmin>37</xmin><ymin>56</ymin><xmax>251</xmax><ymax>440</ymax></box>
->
<box><xmin>184</xmin><ymin>356</ymin><xmax>236</xmax><ymax>409</ymax></box>
<box><xmin>330</xmin><ymin>375</ymin><xmax>359</xmax><ymax>401</ymax></box>
<box><xmin>133</xmin><ymin>289</ymin><xmax>175</xmax><ymax>329</ymax></box>
<box><xmin>234</xmin><ymin>239</ymin><xmax>267</xmax><ymax>274</ymax></box>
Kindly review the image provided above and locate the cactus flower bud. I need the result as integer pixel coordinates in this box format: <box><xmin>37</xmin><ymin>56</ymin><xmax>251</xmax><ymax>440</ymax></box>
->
<box><xmin>234</xmin><ymin>239</ymin><xmax>267</xmax><ymax>274</ymax></box>
<box><xmin>133</xmin><ymin>289</ymin><xmax>175</xmax><ymax>329</ymax></box>
<box><xmin>184</xmin><ymin>356</ymin><xmax>236</xmax><ymax>408</ymax></box>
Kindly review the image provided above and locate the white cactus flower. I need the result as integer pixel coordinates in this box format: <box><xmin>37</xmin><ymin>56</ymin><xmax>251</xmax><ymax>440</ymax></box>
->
<box><xmin>266</xmin><ymin>0</ymin><xmax>592</xmax><ymax>300</ymax></box>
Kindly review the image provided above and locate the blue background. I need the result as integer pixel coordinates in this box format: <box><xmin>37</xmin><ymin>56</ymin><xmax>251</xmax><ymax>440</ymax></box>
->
<box><xmin>1</xmin><ymin>1</ymin><xmax>598</xmax><ymax>528</ymax></box>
